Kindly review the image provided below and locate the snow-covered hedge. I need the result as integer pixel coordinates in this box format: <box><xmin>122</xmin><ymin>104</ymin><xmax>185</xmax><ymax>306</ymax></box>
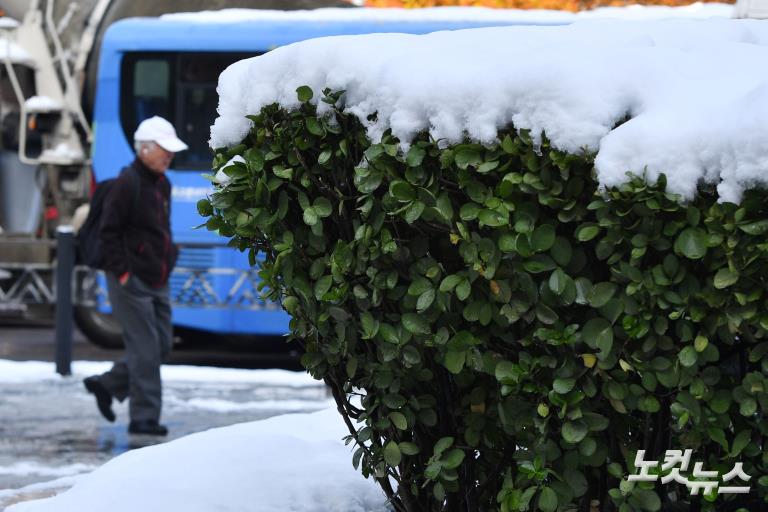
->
<box><xmin>202</xmin><ymin>20</ymin><xmax>768</xmax><ymax>512</ymax></box>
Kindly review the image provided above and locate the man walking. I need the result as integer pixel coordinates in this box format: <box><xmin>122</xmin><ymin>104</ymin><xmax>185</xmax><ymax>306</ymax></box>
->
<box><xmin>84</xmin><ymin>116</ymin><xmax>187</xmax><ymax>436</ymax></box>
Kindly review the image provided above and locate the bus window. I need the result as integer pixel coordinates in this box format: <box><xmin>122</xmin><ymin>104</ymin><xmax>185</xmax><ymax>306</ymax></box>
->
<box><xmin>120</xmin><ymin>53</ymin><xmax>173</xmax><ymax>148</ymax></box>
<box><xmin>173</xmin><ymin>53</ymin><xmax>252</xmax><ymax>170</ymax></box>
<box><xmin>120</xmin><ymin>52</ymin><xmax>252</xmax><ymax>171</ymax></box>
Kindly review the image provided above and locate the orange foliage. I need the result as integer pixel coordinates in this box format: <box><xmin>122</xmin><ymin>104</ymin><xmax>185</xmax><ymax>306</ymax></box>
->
<box><xmin>365</xmin><ymin>0</ymin><xmax>731</xmax><ymax>12</ymax></box>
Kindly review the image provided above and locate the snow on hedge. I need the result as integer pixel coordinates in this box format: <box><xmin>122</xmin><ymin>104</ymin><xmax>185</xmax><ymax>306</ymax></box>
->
<box><xmin>211</xmin><ymin>19</ymin><xmax>768</xmax><ymax>203</ymax></box>
<box><xmin>9</xmin><ymin>408</ymin><xmax>388</xmax><ymax>512</ymax></box>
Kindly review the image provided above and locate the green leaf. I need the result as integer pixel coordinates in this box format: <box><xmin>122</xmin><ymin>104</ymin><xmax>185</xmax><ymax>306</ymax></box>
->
<box><xmin>399</xmin><ymin>442</ymin><xmax>420</xmax><ymax>455</ymax></box>
<box><xmin>495</xmin><ymin>361</ymin><xmax>518</xmax><ymax>383</ymax></box>
<box><xmin>305</xmin><ymin>117</ymin><xmax>324</xmax><ymax>136</ymax></box>
<box><xmin>303</xmin><ymin>207</ymin><xmax>319</xmax><ymax>226</ymax></box>
<box><xmin>390</xmin><ymin>180</ymin><xmax>416</xmax><ymax>201</ymax></box>
<box><xmin>678</xmin><ymin>346</ymin><xmax>698</xmax><ymax>367</ymax></box>
<box><xmin>435</xmin><ymin>193</ymin><xmax>454</xmax><ymax>222</ymax></box>
<box><xmin>565</xmin><ymin>470</ymin><xmax>588</xmax><ymax>497</ymax></box>
<box><xmin>311</xmin><ymin>198</ymin><xmax>331</xmax><ymax>218</ymax></box>
<box><xmin>562</xmin><ymin>420</ymin><xmax>588</xmax><ymax>443</ymax></box>
<box><xmin>674</xmin><ymin>227</ymin><xmax>708</xmax><ymax>260</ymax></box>
<box><xmin>440</xmin><ymin>275</ymin><xmax>463</xmax><ymax>292</ymax></box>
<box><xmin>551</xmin><ymin>237</ymin><xmax>573</xmax><ymax>267</ymax></box>
<box><xmin>444</xmin><ymin>350</ymin><xmax>466</xmax><ymax>374</ymax></box>
<box><xmin>296</xmin><ymin>85</ymin><xmax>313</xmax><ymax>102</ymax></box>
<box><xmin>730</xmin><ymin>430</ymin><xmax>750</xmax><ymax>457</ymax></box>
<box><xmin>402</xmin><ymin>313</ymin><xmax>430</xmax><ymax>335</ymax></box>
<box><xmin>442</xmin><ymin>448</ymin><xmax>465</xmax><ymax>469</ymax></box>
<box><xmin>714</xmin><ymin>268</ymin><xmax>739</xmax><ymax>289</ymax></box>
<box><xmin>738</xmin><ymin>219</ymin><xmax>768</xmax><ymax>235</ymax></box>
<box><xmin>576</xmin><ymin>224</ymin><xmax>600</xmax><ymax>242</ymax></box>
<box><xmin>499</xmin><ymin>234</ymin><xmax>516</xmax><ymax>253</ymax></box>
<box><xmin>434</xmin><ymin>436</ymin><xmax>454</xmax><ymax>456</ymax></box>
<box><xmin>360</xmin><ymin>312</ymin><xmax>379</xmax><ymax>339</ymax></box>
<box><xmin>406</xmin><ymin>146</ymin><xmax>426</xmax><ymax>167</ymax></box>
<box><xmin>531</xmin><ymin>224</ymin><xmax>556</xmax><ymax>252</ymax></box>
<box><xmin>631</xmin><ymin>489</ymin><xmax>661</xmax><ymax>511</ymax></box>
<box><xmin>314</xmin><ymin>275</ymin><xmax>333</xmax><ymax>300</ymax></box>
<box><xmin>383</xmin><ymin>441</ymin><xmax>401</xmax><ymax>467</ymax></box>
<box><xmin>501</xmin><ymin>134</ymin><xmax>517</xmax><ymax>154</ymax></box>
<box><xmin>456</xmin><ymin>279</ymin><xmax>471</xmax><ymax>301</ymax></box>
<box><xmin>583</xmin><ymin>318</ymin><xmax>613</xmax><ymax>350</ymax></box>
<box><xmin>478</xmin><ymin>209</ymin><xmax>508</xmax><ymax>227</ymax></box>
<box><xmin>740</xmin><ymin>397</ymin><xmax>757</xmax><ymax>416</ymax></box>
<box><xmin>454</xmin><ymin>147</ymin><xmax>482</xmax><ymax>170</ymax></box>
<box><xmin>417</xmin><ymin>289</ymin><xmax>436</xmax><ymax>312</ymax></box>
<box><xmin>318</xmin><ymin>148</ymin><xmax>332</xmax><ymax>165</ymax></box>
<box><xmin>587</xmin><ymin>282</ymin><xmax>617</xmax><ymax>308</ymax></box>
<box><xmin>197</xmin><ymin>198</ymin><xmax>213</xmax><ymax>217</ymax></box>
<box><xmin>389</xmin><ymin>411</ymin><xmax>408</xmax><ymax>430</ymax></box>
<box><xmin>549</xmin><ymin>268</ymin><xmax>568</xmax><ymax>296</ymax></box>
<box><xmin>459</xmin><ymin>203</ymin><xmax>480</xmax><ymax>221</ymax></box>
<box><xmin>404</xmin><ymin>201</ymin><xmax>425</xmax><ymax>224</ymax></box>
<box><xmin>553</xmin><ymin>378</ymin><xmax>576</xmax><ymax>394</ymax></box>
<box><xmin>694</xmin><ymin>335</ymin><xmax>709</xmax><ymax>352</ymax></box>
<box><xmin>538</xmin><ymin>487</ymin><xmax>558</xmax><ymax>512</ymax></box>
<box><xmin>523</xmin><ymin>255</ymin><xmax>557</xmax><ymax>274</ymax></box>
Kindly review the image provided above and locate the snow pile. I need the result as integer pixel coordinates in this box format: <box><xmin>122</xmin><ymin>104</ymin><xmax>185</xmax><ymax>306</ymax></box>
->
<box><xmin>0</xmin><ymin>17</ymin><xmax>20</xmax><ymax>29</ymax></box>
<box><xmin>162</xmin><ymin>4</ymin><xmax>734</xmax><ymax>24</ymax></box>
<box><xmin>39</xmin><ymin>143</ymin><xmax>84</xmax><ymax>163</ymax></box>
<box><xmin>8</xmin><ymin>408</ymin><xmax>389</xmax><ymax>512</ymax></box>
<box><xmin>0</xmin><ymin>463</ymin><xmax>97</xmax><ymax>479</ymax></box>
<box><xmin>24</xmin><ymin>96</ymin><xmax>62</xmax><ymax>112</ymax></box>
<box><xmin>214</xmin><ymin>154</ymin><xmax>245</xmax><ymax>186</ymax></box>
<box><xmin>211</xmin><ymin>19</ymin><xmax>768</xmax><ymax>203</ymax></box>
<box><xmin>0</xmin><ymin>39</ymin><xmax>32</xmax><ymax>65</ymax></box>
<box><xmin>0</xmin><ymin>359</ymin><xmax>322</xmax><ymax>388</ymax></box>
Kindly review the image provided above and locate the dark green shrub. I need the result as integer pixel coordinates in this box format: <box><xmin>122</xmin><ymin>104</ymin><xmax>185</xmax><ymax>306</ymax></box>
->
<box><xmin>201</xmin><ymin>87</ymin><xmax>768</xmax><ymax>512</ymax></box>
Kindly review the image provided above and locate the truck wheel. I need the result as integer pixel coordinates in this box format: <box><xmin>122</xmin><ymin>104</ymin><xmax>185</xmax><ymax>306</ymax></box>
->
<box><xmin>73</xmin><ymin>305</ymin><xmax>124</xmax><ymax>349</ymax></box>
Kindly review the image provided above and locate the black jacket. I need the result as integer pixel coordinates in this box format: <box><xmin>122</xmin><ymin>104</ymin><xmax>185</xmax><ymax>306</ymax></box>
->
<box><xmin>100</xmin><ymin>159</ymin><xmax>177</xmax><ymax>287</ymax></box>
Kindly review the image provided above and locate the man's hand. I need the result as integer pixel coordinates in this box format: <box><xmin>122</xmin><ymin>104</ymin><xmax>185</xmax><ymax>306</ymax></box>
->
<box><xmin>119</xmin><ymin>272</ymin><xmax>130</xmax><ymax>286</ymax></box>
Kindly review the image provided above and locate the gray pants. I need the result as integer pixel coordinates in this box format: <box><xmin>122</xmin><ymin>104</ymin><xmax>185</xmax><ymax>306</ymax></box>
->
<box><xmin>99</xmin><ymin>272</ymin><xmax>172</xmax><ymax>423</ymax></box>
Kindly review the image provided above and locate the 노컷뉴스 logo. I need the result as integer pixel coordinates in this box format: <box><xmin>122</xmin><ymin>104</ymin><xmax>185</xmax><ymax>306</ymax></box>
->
<box><xmin>628</xmin><ymin>449</ymin><xmax>752</xmax><ymax>496</ymax></box>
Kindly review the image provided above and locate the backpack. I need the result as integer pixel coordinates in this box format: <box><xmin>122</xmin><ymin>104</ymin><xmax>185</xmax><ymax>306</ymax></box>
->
<box><xmin>76</xmin><ymin>168</ymin><xmax>140</xmax><ymax>268</ymax></box>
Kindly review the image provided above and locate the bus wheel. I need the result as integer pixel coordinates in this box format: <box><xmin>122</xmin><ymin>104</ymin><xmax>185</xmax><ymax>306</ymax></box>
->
<box><xmin>73</xmin><ymin>306</ymin><xmax>124</xmax><ymax>349</ymax></box>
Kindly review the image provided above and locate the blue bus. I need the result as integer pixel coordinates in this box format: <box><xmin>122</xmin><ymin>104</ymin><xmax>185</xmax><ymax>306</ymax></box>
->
<box><xmin>80</xmin><ymin>12</ymin><xmax>564</xmax><ymax>347</ymax></box>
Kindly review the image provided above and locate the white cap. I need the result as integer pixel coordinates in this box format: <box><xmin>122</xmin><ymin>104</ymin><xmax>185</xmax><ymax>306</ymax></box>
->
<box><xmin>134</xmin><ymin>116</ymin><xmax>189</xmax><ymax>153</ymax></box>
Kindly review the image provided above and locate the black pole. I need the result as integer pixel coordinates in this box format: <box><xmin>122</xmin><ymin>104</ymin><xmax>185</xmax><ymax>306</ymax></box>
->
<box><xmin>55</xmin><ymin>226</ymin><xmax>75</xmax><ymax>376</ymax></box>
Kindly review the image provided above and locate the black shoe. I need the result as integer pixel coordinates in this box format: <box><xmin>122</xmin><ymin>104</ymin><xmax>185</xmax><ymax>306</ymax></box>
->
<box><xmin>83</xmin><ymin>376</ymin><xmax>115</xmax><ymax>423</ymax></box>
<box><xmin>128</xmin><ymin>420</ymin><xmax>168</xmax><ymax>436</ymax></box>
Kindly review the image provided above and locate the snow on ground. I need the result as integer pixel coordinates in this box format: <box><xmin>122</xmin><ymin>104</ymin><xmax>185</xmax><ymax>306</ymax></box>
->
<box><xmin>0</xmin><ymin>359</ymin><xmax>322</xmax><ymax>387</ymax></box>
<box><xmin>211</xmin><ymin>18</ymin><xmax>768</xmax><ymax>203</ymax></box>
<box><xmin>0</xmin><ymin>464</ymin><xmax>97</xmax><ymax>479</ymax></box>
<box><xmin>7</xmin><ymin>407</ymin><xmax>389</xmax><ymax>512</ymax></box>
<box><xmin>166</xmin><ymin>396</ymin><xmax>335</xmax><ymax>412</ymax></box>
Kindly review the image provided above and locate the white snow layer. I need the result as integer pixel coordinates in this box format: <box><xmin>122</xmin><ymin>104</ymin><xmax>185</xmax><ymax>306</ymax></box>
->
<box><xmin>23</xmin><ymin>96</ymin><xmax>62</xmax><ymax>112</ymax></box>
<box><xmin>0</xmin><ymin>39</ymin><xmax>32</xmax><ymax>65</ymax></box>
<box><xmin>0</xmin><ymin>17</ymin><xmax>20</xmax><ymax>29</ymax></box>
<box><xmin>0</xmin><ymin>359</ymin><xmax>323</xmax><ymax>388</ymax></box>
<box><xmin>164</xmin><ymin>4</ymin><xmax>734</xmax><ymax>24</ymax></box>
<box><xmin>0</xmin><ymin>463</ymin><xmax>97</xmax><ymax>478</ymax></box>
<box><xmin>210</xmin><ymin>18</ymin><xmax>768</xmax><ymax>203</ymax></box>
<box><xmin>8</xmin><ymin>408</ymin><xmax>389</xmax><ymax>512</ymax></box>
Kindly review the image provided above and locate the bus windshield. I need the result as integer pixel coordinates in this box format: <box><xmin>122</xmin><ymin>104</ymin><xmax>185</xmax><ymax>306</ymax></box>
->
<box><xmin>119</xmin><ymin>52</ymin><xmax>252</xmax><ymax>170</ymax></box>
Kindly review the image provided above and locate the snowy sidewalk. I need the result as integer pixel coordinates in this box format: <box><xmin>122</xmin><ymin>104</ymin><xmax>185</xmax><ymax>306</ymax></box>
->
<box><xmin>5</xmin><ymin>408</ymin><xmax>389</xmax><ymax>512</ymax></box>
<box><xmin>0</xmin><ymin>359</ymin><xmax>360</xmax><ymax>511</ymax></box>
